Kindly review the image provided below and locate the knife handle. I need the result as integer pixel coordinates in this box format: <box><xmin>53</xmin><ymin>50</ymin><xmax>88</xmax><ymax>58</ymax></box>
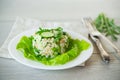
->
<box><xmin>94</xmin><ymin>37</ymin><xmax>110</xmax><ymax>63</ymax></box>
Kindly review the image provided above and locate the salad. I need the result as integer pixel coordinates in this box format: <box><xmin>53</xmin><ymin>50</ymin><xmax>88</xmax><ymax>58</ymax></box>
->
<box><xmin>16</xmin><ymin>27</ymin><xmax>90</xmax><ymax>66</ymax></box>
<box><xmin>32</xmin><ymin>27</ymin><xmax>69</xmax><ymax>58</ymax></box>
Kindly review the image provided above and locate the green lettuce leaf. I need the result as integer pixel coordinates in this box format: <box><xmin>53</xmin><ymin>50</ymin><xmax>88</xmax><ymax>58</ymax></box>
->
<box><xmin>16</xmin><ymin>36</ymin><xmax>90</xmax><ymax>66</ymax></box>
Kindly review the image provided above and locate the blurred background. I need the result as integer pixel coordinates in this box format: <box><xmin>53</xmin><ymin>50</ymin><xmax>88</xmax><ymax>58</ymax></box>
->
<box><xmin>0</xmin><ymin>0</ymin><xmax>120</xmax><ymax>46</ymax></box>
<box><xmin>0</xmin><ymin>0</ymin><xmax>120</xmax><ymax>20</ymax></box>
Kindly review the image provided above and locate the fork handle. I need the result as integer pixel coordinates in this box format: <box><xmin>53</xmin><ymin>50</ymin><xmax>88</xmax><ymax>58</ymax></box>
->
<box><xmin>94</xmin><ymin>37</ymin><xmax>110</xmax><ymax>63</ymax></box>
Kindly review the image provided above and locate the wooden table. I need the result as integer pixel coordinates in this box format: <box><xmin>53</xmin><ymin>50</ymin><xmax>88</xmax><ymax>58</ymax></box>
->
<box><xmin>0</xmin><ymin>0</ymin><xmax>120</xmax><ymax>80</ymax></box>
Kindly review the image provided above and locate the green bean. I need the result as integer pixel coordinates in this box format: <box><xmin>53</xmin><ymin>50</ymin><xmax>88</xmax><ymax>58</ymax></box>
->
<box><xmin>94</xmin><ymin>13</ymin><xmax>120</xmax><ymax>41</ymax></box>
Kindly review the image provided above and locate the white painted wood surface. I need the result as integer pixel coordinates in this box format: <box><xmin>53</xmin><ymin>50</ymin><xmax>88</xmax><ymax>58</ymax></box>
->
<box><xmin>0</xmin><ymin>0</ymin><xmax>120</xmax><ymax>80</ymax></box>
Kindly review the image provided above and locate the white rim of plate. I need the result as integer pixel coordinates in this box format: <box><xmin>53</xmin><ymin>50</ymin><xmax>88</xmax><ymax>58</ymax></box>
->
<box><xmin>8</xmin><ymin>28</ymin><xmax>93</xmax><ymax>70</ymax></box>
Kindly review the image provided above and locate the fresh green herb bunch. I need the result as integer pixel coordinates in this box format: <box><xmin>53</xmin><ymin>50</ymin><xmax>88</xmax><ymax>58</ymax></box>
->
<box><xmin>94</xmin><ymin>13</ymin><xmax>120</xmax><ymax>41</ymax></box>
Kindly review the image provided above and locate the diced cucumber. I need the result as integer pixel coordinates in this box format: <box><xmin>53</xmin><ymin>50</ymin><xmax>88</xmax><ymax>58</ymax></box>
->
<box><xmin>41</xmin><ymin>32</ymin><xmax>54</xmax><ymax>37</ymax></box>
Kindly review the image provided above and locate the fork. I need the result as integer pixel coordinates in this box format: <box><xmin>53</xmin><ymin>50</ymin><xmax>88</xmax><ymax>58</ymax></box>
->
<box><xmin>82</xmin><ymin>17</ymin><xmax>120</xmax><ymax>62</ymax></box>
<box><xmin>82</xmin><ymin>17</ymin><xmax>110</xmax><ymax>63</ymax></box>
<box><xmin>86</xmin><ymin>18</ymin><xmax>120</xmax><ymax>55</ymax></box>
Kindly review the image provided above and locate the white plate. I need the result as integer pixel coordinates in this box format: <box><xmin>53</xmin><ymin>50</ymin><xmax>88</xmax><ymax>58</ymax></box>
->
<box><xmin>8</xmin><ymin>28</ymin><xmax>93</xmax><ymax>70</ymax></box>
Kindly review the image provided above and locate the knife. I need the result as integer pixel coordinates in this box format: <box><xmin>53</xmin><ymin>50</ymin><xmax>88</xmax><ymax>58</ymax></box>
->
<box><xmin>82</xmin><ymin>17</ymin><xmax>110</xmax><ymax>63</ymax></box>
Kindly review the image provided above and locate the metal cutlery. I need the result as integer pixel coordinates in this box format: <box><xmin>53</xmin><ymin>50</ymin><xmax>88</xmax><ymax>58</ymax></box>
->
<box><xmin>82</xmin><ymin>17</ymin><xmax>110</xmax><ymax>63</ymax></box>
<box><xmin>86</xmin><ymin>18</ymin><xmax>120</xmax><ymax>56</ymax></box>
